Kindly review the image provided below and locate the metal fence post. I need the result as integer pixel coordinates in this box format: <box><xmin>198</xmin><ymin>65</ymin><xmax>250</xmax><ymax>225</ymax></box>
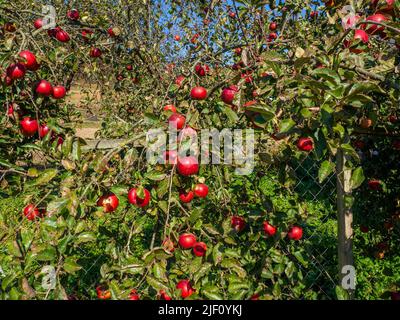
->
<box><xmin>336</xmin><ymin>148</ymin><xmax>355</xmax><ymax>299</ymax></box>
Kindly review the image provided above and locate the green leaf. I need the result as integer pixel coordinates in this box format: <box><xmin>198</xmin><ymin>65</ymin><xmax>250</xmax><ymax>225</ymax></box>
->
<box><xmin>318</xmin><ymin>160</ymin><xmax>335</xmax><ymax>183</ymax></box>
<box><xmin>278</xmin><ymin>119</ymin><xmax>295</xmax><ymax>134</ymax></box>
<box><xmin>36</xmin><ymin>246</ymin><xmax>57</xmax><ymax>261</ymax></box>
<box><xmin>75</xmin><ymin>232</ymin><xmax>96</xmax><ymax>244</ymax></box>
<box><xmin>26</xmin><ymin>169</ymin><xmax>58</xmax><ymax>187</ymax></box>
<box><xmin>145</xmin><ymin>171</ymin><xmax>166</xmax><ymax>181</ymax></box>
<box><xmin>335</xmin><ymin>285</ymin><xmax>349</xmax><ymax>300</ymax></box>
<box><xmin>64</xmin><ymin>257</ymin><xmax>82</xmax><ymax>274</ymax></box>
<box><xmin>201</xmin><ymin>285</ymin><xmax>224</xmax><ymax>300</ymax></box>
<box><xmin>146</xmin><ymin>276</ymin><xmax>169</xmax><ymax>291</ymax></box>
<box><xmin>312</xmin><ymin>68</ymin><xmax>340</xmax><ymax>85</ymax></box>
<box><xmin>350</xmin><ymin>167</ymin><xmax>365</xmax><ymax>190</ymax></box>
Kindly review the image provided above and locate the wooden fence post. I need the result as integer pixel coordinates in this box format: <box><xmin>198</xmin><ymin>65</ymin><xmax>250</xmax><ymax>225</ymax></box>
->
<box><xmin>336</xmin><ymin>148</ymin><xmax>355</xmax><ymax>299</ymax></box>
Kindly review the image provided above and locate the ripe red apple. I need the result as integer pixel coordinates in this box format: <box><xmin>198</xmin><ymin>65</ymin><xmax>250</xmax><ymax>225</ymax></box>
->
<box><xmin>97</xmin><ymin>193</ymin><xmax>119</xmax><ymax>213</ymax></box>
<box><xmin>67</xmin><ymin>9</ymin><xmax>80</xmax><ymax>20</ymax></box>
<box><xmin>128</xmin><ymin>188</ymin><xmax>151</xmax><ymax>207</ymax></box>
<box><xmin>288</xmin><ymin>226</ymin><xmax>303</xmax><ymax>240</ymax></box>
<box><xmin>354</xmin><ymin>29</ymin><xmax>369</xmax><ymax>43</ymax></box>
<box><xmin>163</xmin><ymin>150</ymin><xmax>178</xmax><ymax>165</ymax></box>
<box><xmin>38</xmin><ymin>124</ymin><xmax>50</xmax><ymax>138</ymax></box>
<box><xmin>178</xmin><ymin>127</ymin><xmax>197</xmax><ymax>142</ymax></box>
<box><xmin>392</xmin><ymin>140</ymin><xmax>400</xmax><ymax>150</ymax></box>
<box><xmin>23</xmin><ymin>204</ymin><xmax>40</xmax><ymax>220</ymax></box>
<box><xmin>52</xmin><ymin>85</ymin><xmax>66</xmax><ymax>99</ymax></box>
<box><xmin>176</xmin><ymin>280</ymin><xmax>195</xmax><ymax>299</ymax></box>
<box><xmin>228</xmin><ymin>11</ymin><xmax>236</xmax><ymax>18</ymax></box>
<box><xmin>20</xmin><ymin>117</ymin><xmax>39</xmax><ymax>137</ymax></box>
<box><xmin>168</xmin><ymin>113</ymin><xmax>186</xmax><ymax>130</ymax></box>
<box><xmin>297</xmin><ymin>137</ymin><xmax>314</xmax><ymax>152</ymax></box>
<box><xmin>174</xmin><ymin>35</ymin><xmax>181</xmax><ymax>41</ymax></box>
<box><xmin>164</xmin><ymin>104</ymin><xmax>177</xmax><ymax>113</ymax></box>
<box><xmin>391</xmin><ymin>292</ymin><xmax>400</xmax><ymax>301</ymax></box>
<box><xmin>177</xmin><ymin>156</ymin><xmax>199</xmax><ymax>176</ymax></box>
<box><xmin>268</xmin><ymin>32</ymin><xmax>278</xmax><ymax>41</ymax></box>
<box><xmin>55</xmin><ymin>29</ymin><xmax>70</xmax><ymax>42</ymax></box>
<box><xmin>178</xmin><ymin>233</ymin><xmax>197</xmax><ymax>249</ymax></box>
<box><xmin>33</xmin><ymin>18</ymin><xmax>44</xmax><ymax>29</ymax></box>
<box><xmin>175</xmin><ymin>75</ymin><xmax>185</xmax><ymax>87</ymax></box>
<box><xmin>35</xmin><ymin>80</ymin><xmax>53</xmax><ymax>96</ymax></box>
<box><xmin>192</xmin><ymin>242</ymin><xmax>207</xmax><ymax>257</ymax></box>
<box><xmin>4</xmin><ymin>22</ymin><xmax>16</xmax><ymax>32</ymax></box>
<box><xmin>263</xmin><ymin>221</ymin><xmax>277</xmax><ymax>237</ymax></box>
<box><xmin>221</xmin><ymin>85</ymin><xmax>238</xmax><ymax>104</ymax></box>
<box><xmin>269</xmin><ymin>22</ymin><xmax>277</xmax><ymax>31</ymax></box>
<box><xmin>194</xmin><ymin>183</ymin><xmax>208</xmax><ymax>198</ymax></box>
<box><xmin>18</xmin><ymin>51</ymin><xmax>37</xmax><ymax>70</ymax></box>
<box><xmin>162</xmin><ymin>237</ymin><xmax>175</xmax><ymax>253</ymax></box>
<box><xmin>90</xmin><ymin>47</ymin><xmax>102</xmax><ymax>58</ymax></box>
<box><xmin>126</xmin><ymin>65</ymin><xmax>133</xmax><ymax>71</ymax></box>
<box><xmin>96</xmin><ymin>286</ymin><xmax>111</xmax><ymax>300</ymax></box>
<box><xmin>363</xmin><ymin>13</ymin><xmax>390</xmax><ymax>34</ymax></box>
<box><xmin>368</xmin><ymin>179</ymin><xmax>382</xmax><ymax>190</ymax></box>
<box><xmin>190</xmin><ymin>86</ymin><xmax>207</xmax><ymax>100</ymax></box>
<box><xmin>6</xmin><ymin>63</ymin><xmax>26</xmax><ymax>80</ymax></box>
<box><xmin>310</xmin><ymin>11</ymin><xmax>318</xmax><ymax>18</ymax></box>
<box><xmin>129</xmin><ymin>289</ymin><xmax>140</xmax><ymax>300</ymax></box>
<box><xmin>195</xmin><ymin>64</ymin><xmax>210</xmax><ymax>77</ymax></box>
<box><xmin>231</xmin><ymin>216</ymin><xmax>246</xmax><ymax>232</ymax></box>
<box><xmin>353</xmin><ymin>140</ymin><xmax>365</xmax><ymax>149</ymax></box>
<box><xmin>159</xmin><ymin>290</ymin><xmax>172</xmax><ymax>300</ymax></box>
<box><xmin>108</xmin><ymin>27</ymin><xmax>116</xmax><ymax>37</ymax></box>
<box><xmin>191</xmin><ymin>33</ymin><xmax>199</xmax><ymax>44</ymax></box>
<box><xmin>179</xmin><ymin>190</ymin><xmax>194</xmax><ymax>203</ymax></box>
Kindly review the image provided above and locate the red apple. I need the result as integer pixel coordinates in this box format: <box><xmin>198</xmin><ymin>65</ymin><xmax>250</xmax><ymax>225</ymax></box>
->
<box><xmin>97</xmin><ymin>193</ymin><xmax>119</xmax><ymax>213</ymax></box>
<box><xmin>128</xmin><ymin>188</ymin><xmax>151</xmax><ymax>207</ymax></box>
<box><xmin>176</xmin><ymin>280</ymin><xmax>195</xmax><ymax>299</ymax></box>
<box><xmin>368</xmin><ymin>179</ymin><xmax>382</xmax><ymax>190</ymax></box>
<box><xmin>6</xmin><ymin>63</ymin><xmax>26</xmax><ymax>80</ymax></box>
<box><xmin>263</xmin><ymin>221</ymin><xmax>277</xmax><ymax>237</ymax></box>
<box><xmin>168</xmin><ymin>113</ymin><xmax>186</xmax><ymax>130</ymax></box>
<box><xmin>288</xmin><ymin>226</ymin><xmax>303</xmax><ymax>240</ymax></box>
<box><xmin>55</xmin><ymin>29</ymin><xmax>70</xmax><ymax>42</ymax></box>
<box><xmin>192</xmin><ymin>242</ymin><xmax>207</xmax><ymax>257</ymax></box>
<box><xmin>90</xmin><ymin>47</ymin><xmax>102</xmax><ymax>58</ymax></box>
<box><xmin>195</xmin><ymin>64</ymin><xmax>210</xmax><ymax>77</ymax></box>
<box><xmin>177</xmin><ymin>156</ymin><xmax>199</xmax><ymax>176</ymax></box>
<box><xmin>231</xmin><ymin>216</ymin><xmax>246</xmax><ymax>232</ymax></box>
<box><xmin>178</xmin><ymin>233</ymin><xmax>197</xmax><ymax>249</ymax></box>
<box><xmin>164</xmin><ymin>104</ymin><xmax>177</xmax><ymax>113</ymax></box>
<box><xmin>363</xmin><ymin>13</ymin><xmax>390</xmax><ymax>34</ymax></box>
<box><xmin>190</xmin><ymin>86</ymin><xmax>207</xmax><ymax>100</ymax></box>
<box><xmin>128</xmin><ymin>289</ymin><xmax>140</xmax><ymax>300</ymax></box>
<box><xmin>221</xmin><ymin>85</ymin><xmax>238</xmax><ymax>104</ymax></box>
<box><xmin>175</xmin><ymin>75</ymin><xmax>185</xmax><ymax>87</ymax></box>
<box><xmin>38</xmin><ymin>124</ymin><xmax>50</xmax><ymax>138</ymax></box>
<box><xmin>193</xmin><ymin>183</ymin><xmax>208</xmax><ymax>198</ymax></box>
<box><xmin>18</xmin><ymin>51</ymin><xmax>37</xmax><ymax>70</ymax></box>
<box><xmin>159</xmin><ymin>290</ymin><xmax>172</xmax><ymax>300</ymax></box>
<box><xmin>34</xmin><ymin>18</ymin><xmax>44</xmax><ymax>29</ymax></box>
<box><xmin>163</xmin><ymin>150</ymin><xmax>178</xmax><ymax>165</ymax></box>
<box><xmin>52</xmin><ymin>85</ymin><xmax>66</xmax><ymax>99</ymax></box>
<box><xmin>67</xmin><ymin>9</ymin><xmax>80</xmax><ymax>20</ymax></box>
<box><xmin>96</xmin><ymin>286</ymin><xmax>111</xmax><ymax>300</ymax></box>
<box><xmin>179</xmin><ymin>190</ymin><xmax>194</xmax><ymax>203</ymax></box>
<box><xmin>269</xmin><ymin>22</ymin><xmax>277</xmax><ymax>31</ymax></box>
<box><xmin>297</xmin><ymin>137</ymin><xmax>314</xmax><ymax>152</ymax></box>
<box><xmin>174</xmin><ymin>35</ymin><xmax>181</xmax><ymax>41</ymax></box>
<box><xmin>23</xmin><ymin>204</ymin><xmax>41</xmax><ymax>220</ymax></box>
<box><xmin>20</xmin><ymin>117</ymin><xmax>39</xmax><ymax>137</ymax></box>
<box><xmin>35</xmin><ymin>80</ymin><xmax>53</xmax><ymax>96</ymax></box>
